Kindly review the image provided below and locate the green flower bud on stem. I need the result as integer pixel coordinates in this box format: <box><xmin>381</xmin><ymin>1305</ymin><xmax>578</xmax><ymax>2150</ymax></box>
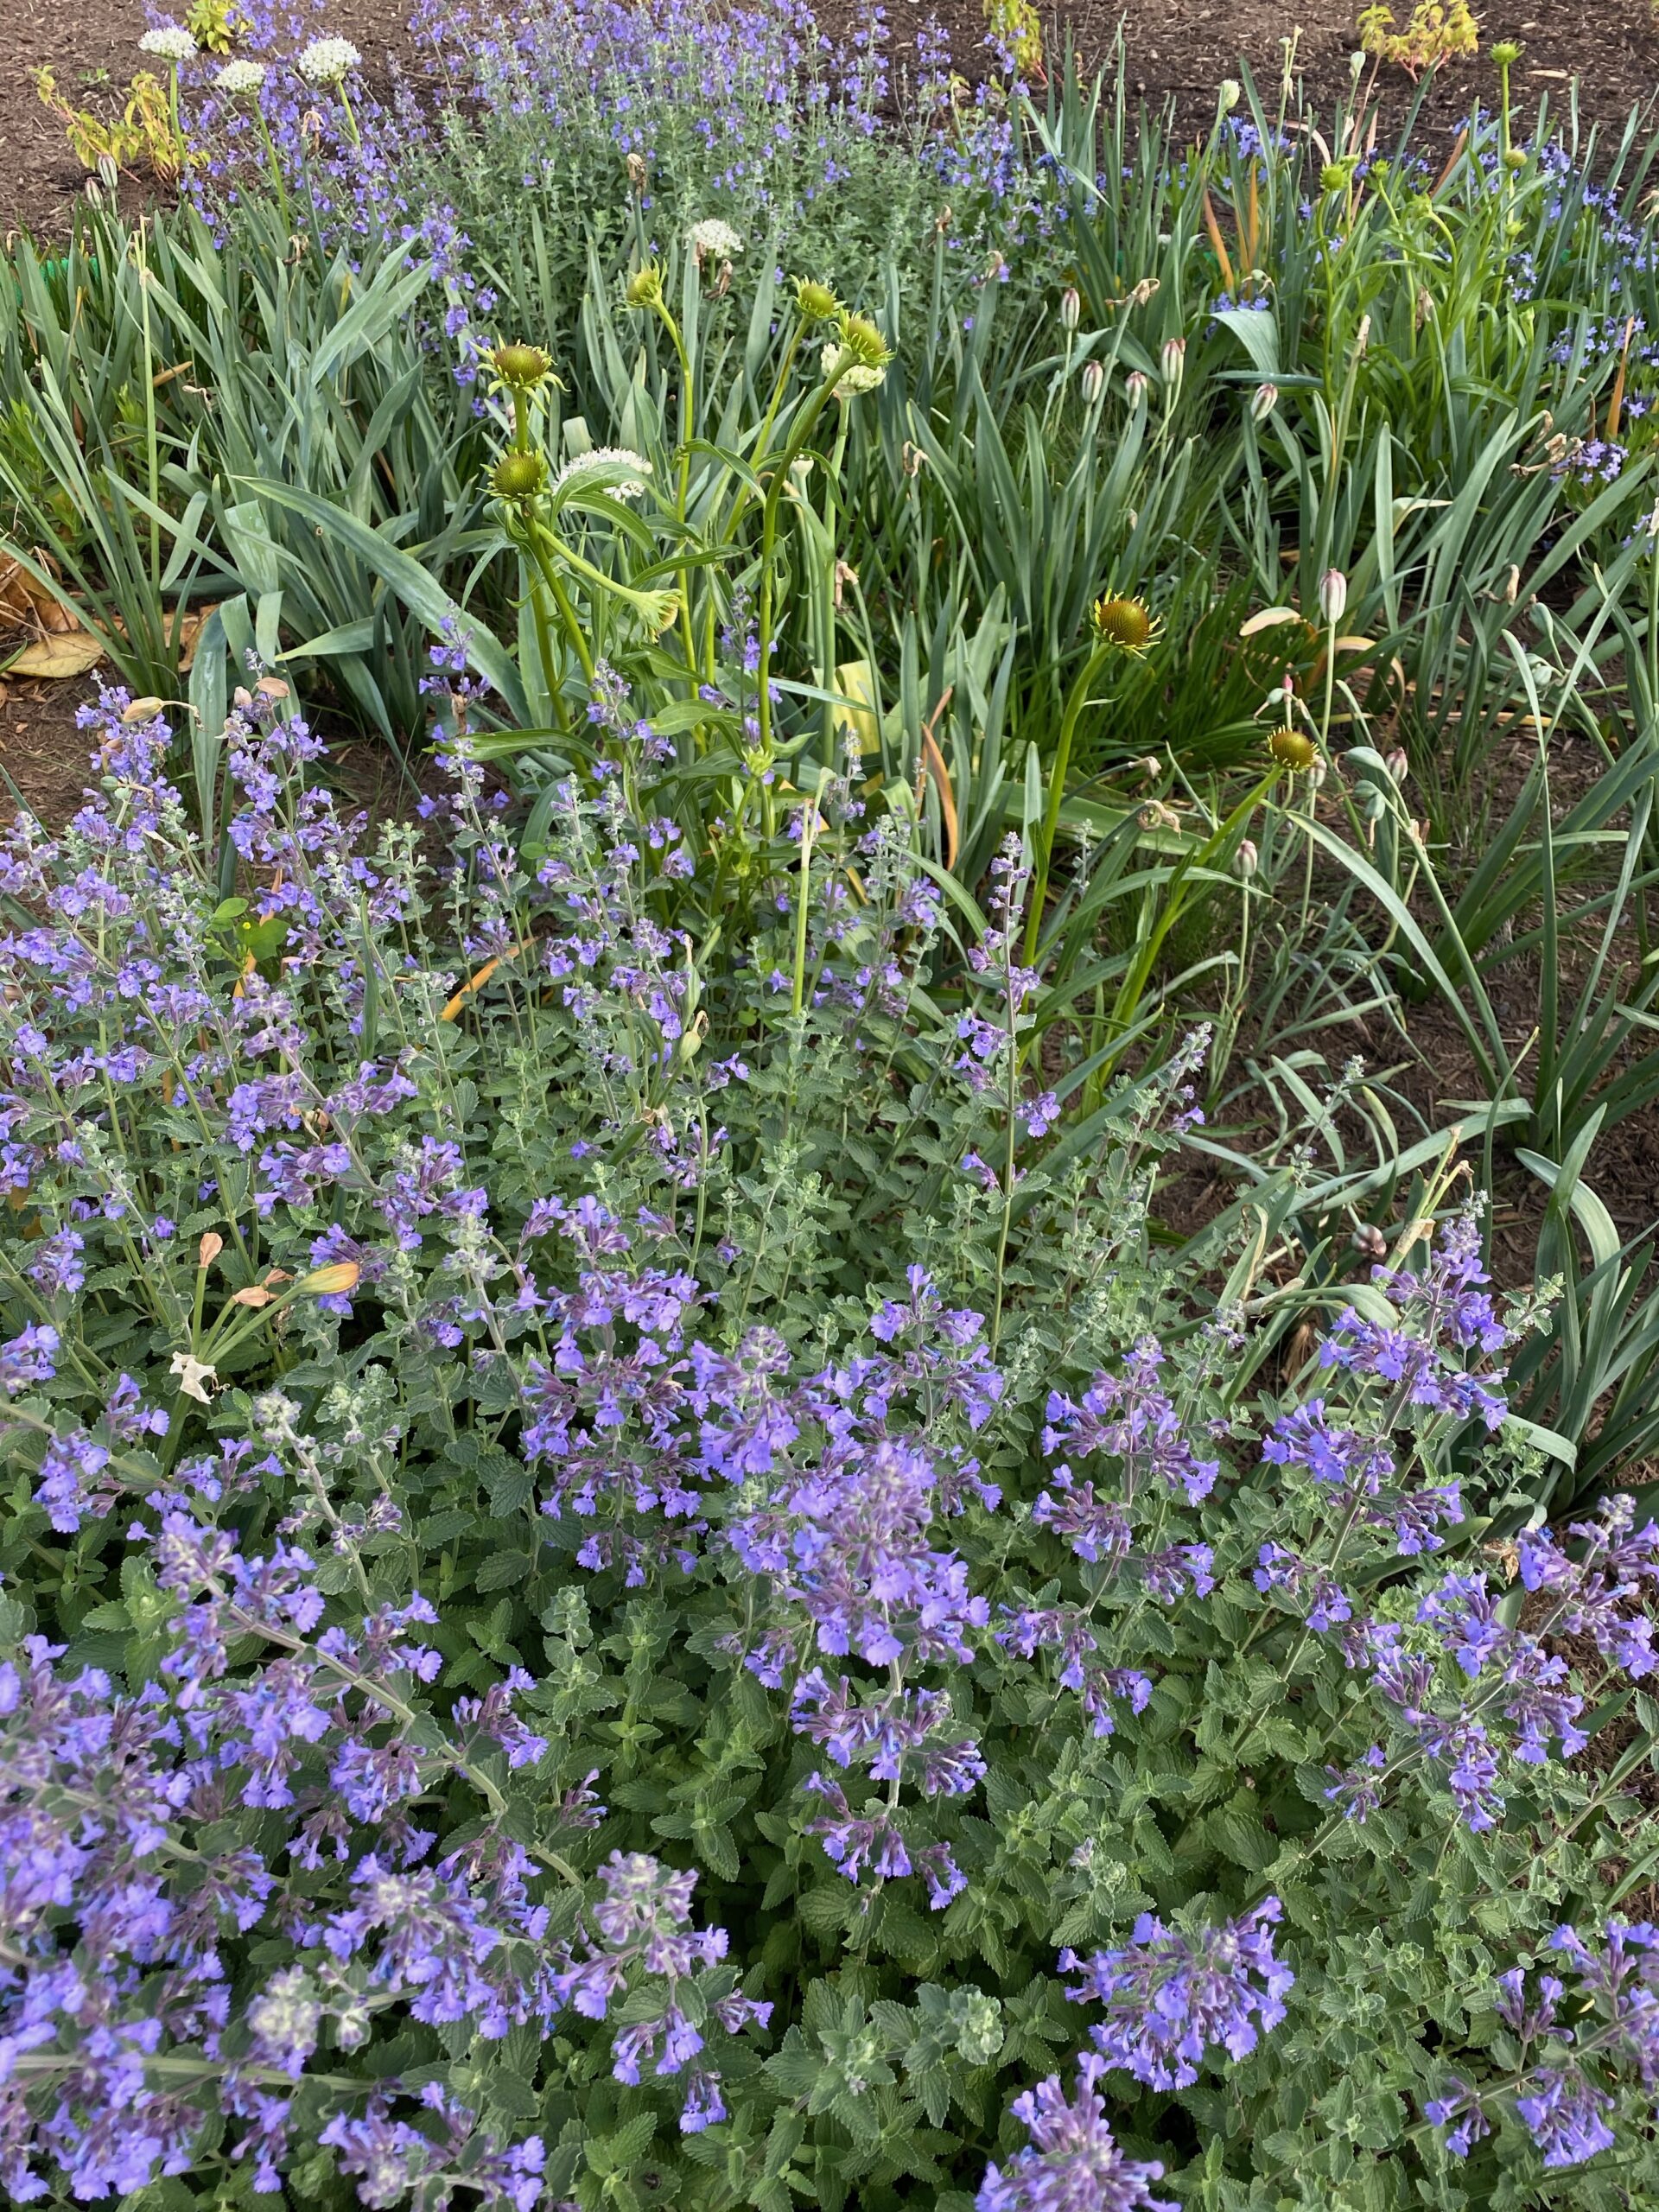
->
<box><xmin>795</xmin><ymin>277</ymin><xmax>841</xmax><ymax>322</ymax></box>
<box><xmin>491</xmin><ymin>448</ymin><xmax>549</xmax><ymax>501</ymax></box>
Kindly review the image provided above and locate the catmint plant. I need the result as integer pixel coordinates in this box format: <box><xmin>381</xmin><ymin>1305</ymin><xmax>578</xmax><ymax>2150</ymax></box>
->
<box><xmin>0</xmin><ymin>686</ymin><xmax>1656</xmax><ymax>2212</ymax></box>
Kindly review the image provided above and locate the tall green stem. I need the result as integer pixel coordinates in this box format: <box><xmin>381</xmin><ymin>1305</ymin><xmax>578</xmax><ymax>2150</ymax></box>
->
<box><xmin>1023</xmin><ymin>638</ymin><xmax>1113</xmax><ymax>963</ymax></box>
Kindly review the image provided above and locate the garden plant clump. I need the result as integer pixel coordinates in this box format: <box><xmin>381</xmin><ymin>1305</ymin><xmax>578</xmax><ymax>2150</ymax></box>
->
<box><xmin>5</xmin><ymin>1</ymin><xmax>1659</xmax><ymax>2209</ymax></box>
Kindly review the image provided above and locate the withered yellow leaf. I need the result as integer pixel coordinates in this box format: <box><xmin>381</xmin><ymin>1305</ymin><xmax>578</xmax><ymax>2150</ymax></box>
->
<box><xmin>7</xmin><ymin>632</ymin><xmax>105</xmax><ymax>679</ymax></box>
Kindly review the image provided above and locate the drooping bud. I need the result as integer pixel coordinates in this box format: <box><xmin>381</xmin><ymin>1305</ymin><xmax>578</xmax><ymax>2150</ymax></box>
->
<box><xmin>1384</xmin><ymin>747</ymin><xmax>1409</xmax><ymax>785</ymax></box>
<box><xmin>1353</xmin><ymin>1224</ymin><xmax>1388</xmax><ymax>1262</ymax></box>
<box><xmin>1318</xmin><ymin>567</ymin><xmax>1348</xmax><ymax>626</ymax></box>
<box><xmin>1250</xmin><ymin>380</ymin><xmax>1279</xmax><ymax>422</ymax></box>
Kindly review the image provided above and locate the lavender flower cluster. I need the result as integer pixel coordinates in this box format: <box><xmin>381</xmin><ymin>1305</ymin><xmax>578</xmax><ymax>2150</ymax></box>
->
<box><xmin>2</xmin><ymin>683</ymin><xmax>1657</xmax><ymax>2207</ymax></box>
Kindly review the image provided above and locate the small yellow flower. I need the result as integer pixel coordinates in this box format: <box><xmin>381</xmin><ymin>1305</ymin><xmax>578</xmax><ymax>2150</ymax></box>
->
<box><xmin>1268</xmin><ymin>726</ymin><xmax>1319</xmax><ymax>772</ymax></box>
<box><xmin>1089</xmin><ymin>594</ymin><xmax>1161</xmax><ymax>656</ymax></box>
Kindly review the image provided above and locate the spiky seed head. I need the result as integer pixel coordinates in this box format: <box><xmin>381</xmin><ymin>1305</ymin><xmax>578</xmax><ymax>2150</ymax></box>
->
<box><xmin>492</xmin><ymin>342</ymin><xmax>554</xmax><ymax>390</ymax></box>
<box><xmin>795</xmin><ymin>278</ymin><xmax>842</xmax><ymax>323</ymax></box>
<box><xmin>1268</xmin><ymin>725</ymin><xmax>1319</xmax><ymax>772</ymax></box>
<box><xmin>1090</xmin><ymin>594</ymin><xmax>1159</xmax><ymax>656</ymax></box>
<box><xmin>491</xmin><ymin>449</ymin><xmax>549</xmax><ymax>500</ymax></box>
<box><xmin>837</xmin><ymin>313</ymin><xmax>891</xmax><ymax>371</ymax></box>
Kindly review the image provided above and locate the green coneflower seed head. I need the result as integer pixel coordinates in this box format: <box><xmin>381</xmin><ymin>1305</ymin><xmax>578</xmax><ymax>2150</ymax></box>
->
<box><xmin>1491</xmin><ymin>39</ymin><xmax>1523</xmax><ymax>65</ymax></box>
<box><xmin>491</xmin><ymin>449</ymin><xmax>549</xmax><ymax>500</ymax></box>
<box><xmin>492</xmin><ymin>342</ymin><xmax>554</xmax><ymax>390</ymax></box>
<box><xmin>837</xmin><ymin>312</ymin><xmax>891</xmax><ymax>371</ymax></box>
<box><xmin>1268</xmin><ymin>725</ymin><xmax>1319</xmax><ymax>772</ymax></box>
<box><xmin>625</xmin><ymin>263</ymin><xmax>664</xmax><ymax>309</ymax></box>
<box><xmin>1090</xmin><ymin>594</ymin><xmax>1160</xmax><ymax>655</ymax></box>
<box><xmin>1320</xmin><ymin>161</ymin><xmax>1355</xmax><ymax>194</ymax></box>
<box><xmin>795</xmin><ymin>278</ymin><xmax>842</xmax><ymax>322</ymax></box>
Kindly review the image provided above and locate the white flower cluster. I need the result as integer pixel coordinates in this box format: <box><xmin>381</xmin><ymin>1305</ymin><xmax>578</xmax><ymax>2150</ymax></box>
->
<box><xmin>138</xmin><ymin>22</ymin><xmax>197</xmax><ymax>62</ymax></box>
<box><xmin>215</xmin><ymin>58</ymin><xmax>268</xmax><ymax>94</ymax></box>
<box><xmin>820</xmin><ymin>343</ymin><xmax>886</xmax><ymax>397</ymax></box>
<box><xmin>296</xmin><ymin>35</ymin><xmax>362</xmax><ymax>86</ymax></box>
<box><xmin>552</xmin><ymin>448</ymin><xmax>653</xmax><ymax>499</ymax></box>
<box><xmin>686</xmin><ymin>218</ymin><xmax>743</xmax><ymax>263</ymax></box>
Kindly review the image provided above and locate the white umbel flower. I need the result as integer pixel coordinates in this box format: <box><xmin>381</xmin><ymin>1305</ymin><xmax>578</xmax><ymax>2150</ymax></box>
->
<box><xmin>215</xmin><ymin>58</ymin><xmax>268</xmax><ymax>94</ymax></box>
<box><xmin>551</xmin><ymin>448</ymin><xmax>653</xmax><ymax>499</ymax></box>
<box><xmin>820</xmin><ymin>342</ymin><xmax>886</xmax><ymax>397</ymax></box>
<box><xmin>296</xmin><ymin>35</ymin><xmax>362</xmax><ymax>86</ymax></box>
<box><xmin>686</xmin><ymin>218</ymin><xmax>743</xmax><ymax>263</ymax></box>
<box><xmin>139</xmin><ymin>22</ymin><xmax>198</xmax><ymax>61</ymax></box>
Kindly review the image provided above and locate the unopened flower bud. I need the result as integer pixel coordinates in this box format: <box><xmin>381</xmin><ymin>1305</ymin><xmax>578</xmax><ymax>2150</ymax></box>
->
<box><xmin>1250</xmin><ymin>380</ymin><xmax>1279</xmax><ymax>422</ymax></box>
<box><xmin>1079</xmin><ymin>358</ymin><xmax>1104</xmax><ymax>404</ymax></box>
<box><xmin>1219</xmin><ymin>76</ymin><xmax>1241</xmax><ymax>111</ymax></box>
<box><xmin>1384</xmin><ymin>747</ymin><xmax>1408</xmax><ymax>785</ymax></box>
<box><xmin>1234</xmin><ymin>837</ymin><xmax>1259</xmax><ymax>878</ymax></box>
<box><xmin>838</xmin><ymin>311</ymin><xmax>891</xmax><ymax>371</ymax></box>
<box><xmin>491</xmin><ymin>448</ymin><xmax>549</xmax><ymax>500</ymax></box>
<box><xmin>1125</xmin><ymin>369</ymin><xmax>1150</xmax><ymax>407</ymax></box>
<box><xmin>1268</xmin><ymin>726</ymin><xmax>1319</xmax><ymax>772</ymax></box>
<box><xmin>1353</xmin><ymin>1224</ymin><xmax>1388</xmax><ymax>1262</ymax></box>
<box><xmin>1059</xmin><ymin>284</ymin><xmax>1081</xmax><ymax>332</ymax></box>
<box><xmin>625</xmin><ymin>263</ymin><xmax>664</xmax><ymax>309</ymax></box>
<box><xmin>1160</xmin><ymin>334</ymin><xmax>1186</xmax><ymax>389</ymax></box>
<box><xmin>1318</xmin><ymin>567</ymin><xmax>1348</xmax><ymax>626</ymax></box>
<box><xmin>492</xmin><ymin>341</ymin><xmax>554</xmax><ymax>390</ymax></box>
<box><xmin>1090</xmin><ymin>594</ymin><xmax>1158</xmax><ymax>655</ymax></box>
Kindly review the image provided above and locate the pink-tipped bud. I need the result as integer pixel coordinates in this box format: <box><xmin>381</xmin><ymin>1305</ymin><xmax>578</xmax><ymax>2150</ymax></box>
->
<box><xmin>1319</xmin><ymin>567</ymin><xmax>1348</xmax><ymax>626</ymax></box>
<box><xmin>1250</xmin><ymin>380</ymin><xmax>1279</xmax><ymax>422</ymax></box>
<box><xmin>1234</xmin><ymin>837</ymin><xmax>1259</xmax><ymax>879</ymax></box>
<box><xmin>1125</xmin><ymin>369</ymin><xmax>1150</xmax><ymax>407</ymax></box>
<box><xmin>1160</xmin><ymin>334</ymin><xmax>1186</xmax><ymax>388</ymax></box>
<box><xmin>1079</xmin><ymin>358</ymin><xmax>1104</xmax><ymax>404</ymax></box>
<box><xmin>1059</xmin><ymin>285</ymin><xmax>1081</xmax><ymax>332</ymax></box>
<box><xmin>1384</xmin><ymin>747</ymin><xmax>1408</xmax><ymax>785</ymax></box>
